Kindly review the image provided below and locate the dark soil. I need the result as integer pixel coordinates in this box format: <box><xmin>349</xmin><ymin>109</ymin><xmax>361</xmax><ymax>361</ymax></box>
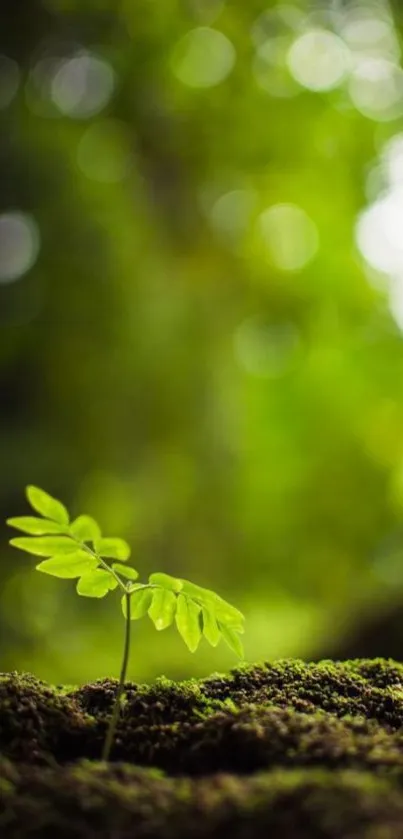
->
<box><xmin>2</xmin><ymin>659</ymin><xmax>403</xmax><ymax>837</ymax></box>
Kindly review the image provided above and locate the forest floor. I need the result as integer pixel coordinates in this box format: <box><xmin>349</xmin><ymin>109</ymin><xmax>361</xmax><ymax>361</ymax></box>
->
<box><xmin>2</xmin><ymin>659</ymin><xmax>403</xmax><ymax>837</ymax></box>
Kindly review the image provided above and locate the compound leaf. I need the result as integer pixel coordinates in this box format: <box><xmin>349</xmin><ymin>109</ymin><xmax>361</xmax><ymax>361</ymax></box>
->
<box><xmin>202</xmin><ymin>607</ymin><xmax>221</xmax><ymax>647</ymax></box>
<box><xmin>148</xmin><ymin>588</ymin><xmax>177</xmax><ymax>630</ymax></box>
<box><xmin>70</xmin><ymin>515</ymin><xmax>101</xmax><ymax>543</ymax></box>
<box><xmin>212</xmin><ymin>599</ymin><xmax>245</xmax><ymax>632</ymax></box>
<box><xmin>26</xmin><ymin>486</ymin><xmax>69</xmax><ymax>525</ymax></box>
<box><xmin>94</xmin><ymin>537</ymin><xmax>131</xmax><ymax>561</ymax></box>
<box><xmin>10</xmin><ymin>536</ymin><xmax>77</xmax><ymax>557</ymax></box>
<box><xmin>36</xmin><ymin>553</ymin><xmax>98</xmax><ymax>579</ymax></box>
<box><xmin>112</xmin><ymin>563</ymin><xmax>138</xmax><ymax>580</ymax></box>
<box><xmin>178</xmin><ymin>579</ymin><xmax>214</xmax><ymax>605</ymax></box>
<box><xmin>175</xmin><ymin>594</ymin><xmax>201</xmax><ymax>652</ymax></box>
<box><xmin>219</xmin><ymin>623</ymin><xmax>244</xmax><ymax>658</ymax></box>
<box><xmin>148</xmin><ymin>572</ymin><xmax>183</xmax><ymax>593</ymax></box>
<box><xmin>179</xmin><ymin>579</ymin><xmax>244</xmax><ymax>630</ymax></box>
<box><xmin>7</xmin><ymin>517</ymin><xmax>68</xmax><ymax>536</ymax></box>
<box><xmin>77</xmin><ymin>569</ymin><xmax>116</xmax><ymax>598</ymax></box>
<box><xmin>122</xmin><ymin>587</ymin><xmax>153</xmax><ymax>620</ymax></box>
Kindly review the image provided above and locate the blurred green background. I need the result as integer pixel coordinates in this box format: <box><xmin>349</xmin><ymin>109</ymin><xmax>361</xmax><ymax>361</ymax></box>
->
<box><xmin>2</xmin><ymin>0</ymin><xmax>403</xmax><ymax>684</ymax></box>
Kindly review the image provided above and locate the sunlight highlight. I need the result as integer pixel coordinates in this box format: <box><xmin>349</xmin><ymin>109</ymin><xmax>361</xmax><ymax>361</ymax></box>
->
<box><xmin>287</xmin><ymin>29</ymin><xmax>350</xmax><ymax>91</ymax></box>
<box><xmin>172</xmin><ymin>27</ymin><xmax>235</xmax><ymax>88</ymax></box>
<box><xmin>349</xmin><ymin>58</ymin><xmax>403</xmax><ymax>121</ymax></box>
<box><xmin>0</xmin><ymin>213</ymin><xmax>40</xmax><ymax>283</ymax></box>
<box><xmin>356</xmin><ymin>132</ymin><xmax>403</xmax><ymax>329</ymax></box>
<box><xmin>259</xmin><ymin>203</ymin><xmax>319</xmax><ymax>271</ymax></box>
<box><xmin>51</xmin><ymin>53</ymin><xmax>115</xmax><ymax>119</ymax></box>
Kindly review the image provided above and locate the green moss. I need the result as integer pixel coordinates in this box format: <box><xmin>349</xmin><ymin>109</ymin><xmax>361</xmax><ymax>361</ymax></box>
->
<box><xmin>1</xmin><ymin>759</ymin><xmax>403</xmax><ymax>838</ymax></box>
<box><xmin>0</xmin><ymin>671</ymin><xmax>95</xmax><ymax>764</ymax></box>
<box><xmin>3</xmin><ymin>659</ymin><xmax>403</xmax><ymax>769</ymax></box>
<box><xmin>201</xmin><ymin>659</ymin><xmax>403</xmax><ymax>727</ymax></box>
<box><xmin>2</xmin><ymin>660</ymin><xmax>403</xmax><ymax>837</ymax></box>
<box><xmin>71</xmin><ymin>673</ymin><xmax>225</xmax><ymax>721</ymax></box>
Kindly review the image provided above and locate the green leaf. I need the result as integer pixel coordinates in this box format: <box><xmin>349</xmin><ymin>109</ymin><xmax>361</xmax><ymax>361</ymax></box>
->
<box><xmin>77</xmin><ymin>569</ymin><xmax>117</xmax><ymax>598</ymax></box>
<box><xmin>175</xmin><ymin>594</ymin><xmax>201</xmax><ymax>652</ymax></box>
<box><xmin>122</xmin><ymin>587</ymin><xmax>153</xmax><ymax>620</ymax></box>
<box><xmin>212</xmin><ymin>600</ymin><xmax>245</xmax><ymax>632</ymax></box>
<box><xmin>26</xmin><ymin>486</ymin><xmax>69</xmax><ymax>525</ymax></box>
<box><xmin>148</xmin><ymin>572</ymin><xmax>183</xmax><ymax>592</ymax></box>
<box><xmin>108</xmin><ymin>577</ymin><xmax>119</xmax><ymax>591</ymax></box>
<box><xmin>36</xmin><ymin>553</ymin><xmax>98</xmax><ymax>579</ymax></box>
<box><xmin>94</xmin><ymin>537</ymin><xmax>131</xmax><ymax>561</ymax></box>
<box><xmin>70</xmin><ymin>515</ymin><xmax>101</xmax><ymax>543</ymax></box>
<box><xmin>219</xmin><ymin>624</ymin><xmax>244</xmax><ymax>658</ymax></box>
<box><xmin>179</xmin><ymin>579</ymin><xmax>244</xmax><ymax>630</ymax></box>
<box><xmin>202</xmin><ymin>607</ymin><xmax>221</xmax><ymax>647</ymax></box>
<box><xmin>148</xmin><ymin>588</ymin><xmax>177</xmax><ymax>630</ymax></box>
<box><xmin>178</xmin><ymin>579</ymin><xmax>214</xmax><ymax>604</ymax></box>
<box><xmin>6</xmin><ymin>517</ymin><xmax>69</xmax><ymax>536</ymax></box>
<box><xmin>112</xmin><ymin>563</ymin><xmax>138</xmax><ymax>580</ymax></box>
<box><xmin>10</xmin><ymin>536</ymin><xmax>77</xmax><ymax>557</ymax></box>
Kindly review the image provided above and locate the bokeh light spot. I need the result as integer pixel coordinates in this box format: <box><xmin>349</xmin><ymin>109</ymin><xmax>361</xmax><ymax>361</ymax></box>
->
<box><xmin>341</xmin><ymin>16</ymin><xmax>399</xmax><ymax>61</ymax></box>
<box><xmin>348</xmin><ymin>59</ymin><xmax>403</xmax><ymax>121</ymax></box>
<box><xmin>287</xmin><ymin>29</ymin><xmax>350</xmax><ymax>92</ymax></box>
<box><xmin>355</xmin><ymin>183</ymin><xmax>403</xmax><ymax>329</ymax></box>
<box><xmin>388</xmin><ymin>279</ymin><xmax>403</xmax><ymax>331</ymax></box>
<box><xmin>51</xmin><ymin>53</ymin><xmax>115</xmax><ymax>118</ymax></box>
<box><xmin>259</xmin><ymin>203</ymin><xmax>319</xmax><ymax>271</ymax></box>
<box><xmin>0</xmin><ymin>56</ymin><xmax>20</xmax><ymax>108</ymax></box>
<box><xmin>77</xmin><ymin>119</ymin><xmax>132</xmax><ymax>183</ymax></box>
<box><xmin>0</xmin><ymin>212</ymin><xmax>40</xmax><ymax>283</ymax></box>
<box><xmin>356</xmin><ymin>190</ymin><xmax>403</xmax><ymax>275</ymax></box>
<box><xmin>172</xmin><ymin>27</ymin><xmax>235</xmax><ymax>88</ymax></box>
<box><xmin>383</xmin><ymin>134</ymin><xmax>403</xmax><ymax>185</ymax></box>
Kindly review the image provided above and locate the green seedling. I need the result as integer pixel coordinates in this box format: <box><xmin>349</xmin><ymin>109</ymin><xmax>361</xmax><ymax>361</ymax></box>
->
<box><xmin>7</xmin><ymin>486</ymin><xmax>245</xmax><ymax>761</ymax></box>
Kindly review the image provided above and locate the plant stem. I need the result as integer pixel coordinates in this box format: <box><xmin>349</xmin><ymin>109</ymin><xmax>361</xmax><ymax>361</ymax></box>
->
<box><xmin>101</xmin><ymin>591</ymin><xmax>132</xmax><ymax>761</ymax></box>
<box><xmin>78</xmin><ymin>542</ymin><xmax>126</xmax><ymax>592</ymax></box>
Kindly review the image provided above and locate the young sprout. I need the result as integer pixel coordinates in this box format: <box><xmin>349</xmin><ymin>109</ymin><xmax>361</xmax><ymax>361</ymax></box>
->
<box><xmin>7</xmin><ymin>486</ymin><xmax>245</xmax><ymax>761</ymax></box>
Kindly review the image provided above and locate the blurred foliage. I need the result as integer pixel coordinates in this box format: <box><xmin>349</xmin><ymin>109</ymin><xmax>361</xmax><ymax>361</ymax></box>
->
<box><xmin>2</xmin><ymin>0</ymin><xmax>403</xmax><ymax>683</ymax></box>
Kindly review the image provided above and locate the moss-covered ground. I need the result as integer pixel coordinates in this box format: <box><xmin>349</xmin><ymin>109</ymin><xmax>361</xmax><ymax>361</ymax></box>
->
<box><xmin>2</xmin><ymin>659</ymin><xmax>403</xmax><ymax>837</ymax></box>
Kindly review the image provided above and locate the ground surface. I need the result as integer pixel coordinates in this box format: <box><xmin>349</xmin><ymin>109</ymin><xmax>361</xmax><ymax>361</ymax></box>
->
<box><xmin>2</xmin><ymin>659</ymin><xmax>403</xmax><ymax>837</ymax></box>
